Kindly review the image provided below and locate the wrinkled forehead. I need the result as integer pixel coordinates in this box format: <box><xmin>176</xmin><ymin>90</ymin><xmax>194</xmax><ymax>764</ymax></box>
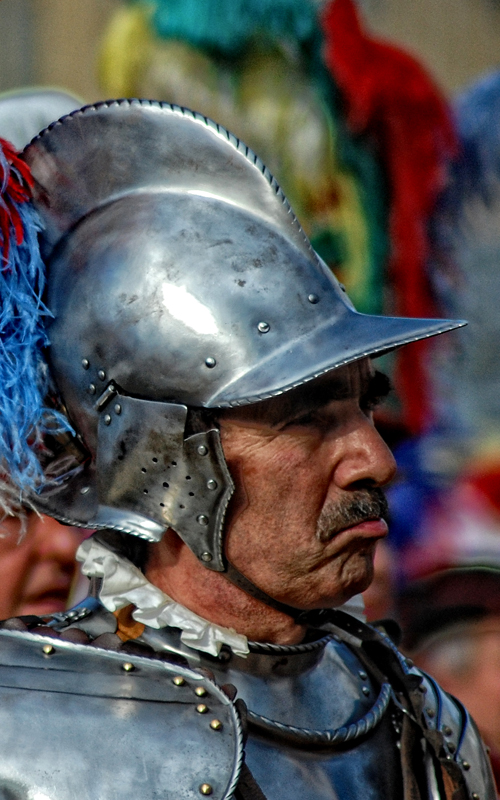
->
<box><xmin>219</xmin><ymin>358</ymin><xmax>376</xmax><ymax>427</ymax></box>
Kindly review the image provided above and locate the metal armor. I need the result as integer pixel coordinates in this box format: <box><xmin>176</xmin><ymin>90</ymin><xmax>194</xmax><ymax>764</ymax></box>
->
<box><xmin>22</xmin><ymin>100</ymin><xmax>464</xmax><ymax>573</ymax></box>
<box><xmin>0</xmin><ymin>602</ymin><xmax>495</xmax><ymax>800</ymax></box>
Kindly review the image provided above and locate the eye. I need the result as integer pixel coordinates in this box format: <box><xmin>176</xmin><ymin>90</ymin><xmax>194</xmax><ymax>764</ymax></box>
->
<box><xmin>280</xmin><ymin>411</ymin><xmax>319</xmax><ymax>430</ymax></box>
<box><xmin>360</xmin><ymin>371</ymin><xmax>392</xmax><ymax>412</ymax></box>
<box><xmin>360</xmin><ymin>395</ymin><xmax>380</xmax><ymax>413</ymax></box>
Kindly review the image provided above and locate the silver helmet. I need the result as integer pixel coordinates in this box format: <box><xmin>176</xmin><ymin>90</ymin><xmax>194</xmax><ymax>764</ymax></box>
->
<box><xmin>23</xmin><ymin>99</ymin><xmax>463</xmax><ymax>571</ymax></box>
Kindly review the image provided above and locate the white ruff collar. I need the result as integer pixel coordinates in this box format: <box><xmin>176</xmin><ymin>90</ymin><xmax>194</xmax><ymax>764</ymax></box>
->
<box><xmin>76</xmin><ymin>537</ymin><xmax>250</xmax><ymax>658</ymax></box>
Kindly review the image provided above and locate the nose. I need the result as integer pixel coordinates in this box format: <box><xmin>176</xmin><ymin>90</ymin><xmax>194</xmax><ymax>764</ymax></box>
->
<box><xmin>332</xmin><ymin>414</ymin><xmax>397</xmax><ymax>490</ymax></box>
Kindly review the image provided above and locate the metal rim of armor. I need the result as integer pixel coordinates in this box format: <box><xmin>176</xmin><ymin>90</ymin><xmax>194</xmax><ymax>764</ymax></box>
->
<box><xmin>246</xmin><ymin>682</ymin><xmax>393</xmax><ymax>747</ymax></box>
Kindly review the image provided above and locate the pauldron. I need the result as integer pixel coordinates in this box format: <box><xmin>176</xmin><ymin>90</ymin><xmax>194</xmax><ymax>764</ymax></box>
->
<box><xmin>0</xmin><ymin>624</ymin><xmax>244</xmax><ymax>800</ymax></box>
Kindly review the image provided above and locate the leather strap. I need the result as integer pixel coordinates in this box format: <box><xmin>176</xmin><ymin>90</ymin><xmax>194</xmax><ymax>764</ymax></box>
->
<box><xmin>234</xmin><ymin>762</ymin><xmax>268</xmax><ymax>800</ymax></box>
<box><xmin>225</xmin><ymin>562</ymin><xmax>306</xmax><ymax>620</ymax></box>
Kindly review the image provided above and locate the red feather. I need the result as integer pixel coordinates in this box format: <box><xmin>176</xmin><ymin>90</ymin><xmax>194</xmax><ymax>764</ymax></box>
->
<box><xmin>320</xmin><ymin>0</ymin><xmax>458</xmax><ymax>433</ymax></box>
<box><xmin>0</xmin><ymin>137</ymin><xmax>34</xmax><ymax>262</ymax></box>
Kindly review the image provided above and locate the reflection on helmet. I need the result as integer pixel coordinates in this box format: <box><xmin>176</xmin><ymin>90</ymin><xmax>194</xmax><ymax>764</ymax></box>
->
<box><xmin>22</xmin><ymin>99</ymin><xmax>462</xmax><ymax>572</ymax></box>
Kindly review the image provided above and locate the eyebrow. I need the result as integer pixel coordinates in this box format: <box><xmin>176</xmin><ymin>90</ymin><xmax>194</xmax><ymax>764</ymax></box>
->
<box><xmin>269</xmin><ymin>369</ymin><xmax>393</xmax><ymax>426</ymax></box>
<box><xmin>218</xmin><ymin>368</ymin><xmax>393</xmax><ymax>429</ymax></box>
<box><xmin>360</xmin><ymin>370</ymin><xmax>393</xmax><ymax>408</ymax></box>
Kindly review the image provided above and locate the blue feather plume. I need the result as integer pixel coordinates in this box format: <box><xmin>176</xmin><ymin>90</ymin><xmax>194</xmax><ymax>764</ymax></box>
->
<box><xmin>0</xmin><ymin>142</ymin><xmax>73</xmax><ymax>505</ymax></box>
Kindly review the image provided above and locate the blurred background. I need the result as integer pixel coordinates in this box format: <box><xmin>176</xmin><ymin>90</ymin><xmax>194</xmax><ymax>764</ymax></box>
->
<box><xmin>3</xmin><ymin>0</ymin><xmax>500</xmax><ymax>100</ymax></box>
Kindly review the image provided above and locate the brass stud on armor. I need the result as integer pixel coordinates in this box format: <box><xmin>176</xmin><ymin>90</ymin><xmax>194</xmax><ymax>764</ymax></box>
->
<box><xmin>197</xmin><ymin>515</ymin><xmax>209</xmax><ymax>526</ymax></box>
<box><xmin>362</xmin><ymin>686</ymin><xmax>370</xmax><ymax>696</ymax></box>
<box><xmin>462</xmin><ymin>761</ymin><xmax>471</xmax><ymax>771</ymax></box>
<box><xmin>173</xmin><ymin>676</ymin><xmax>186</xmax><ymax>686</ymax></box>
<box><xmin>104</xmin><ymin>414</ymin><xmax>112</xmax><ymax>426</ymax></box>
<box><xmin>201</xmin><ymin>552</ymin><xmax>213</xmax><ymax>562</ymax></box>
<box><xmin>200</xmin><ymin>785</ymin><xmax>213</xmax><ymax>796</ymax></box>
<box><xmin>358</xmin><ymin>670</ymin><xmax>367</xmax><ymax>680</ymax></box>
<box><xmin>442</xmin><ymin>725</ymin><xmax>453</xmax><ymax>737</ymax></box>
<box><xmin>82</xmin><ymin>358</ymin><xmax>90</xmax><ymax>369</ymax></box>
<box><xmin>195</xmin><ymin>687</ymin><xmax>208</xmax><ymax>698</ymax></box>
<box><xmin>205</xmin><ymin>357</ymin><xmax>216</xmax><ymax>368</ymax></box>
<box><xmin>197</xmin><ymin>445</ymin><xmax>208</xmax><ymax>456</ymax></box>
<box><xmin>98</xmin><ymin>369</ymin><xmax>106</xmax><ymax>380</ymax></box>
<box><xmin>114</xmin><ymin>404</ymin><xmax>122</xmax><ymax>415</ymax></box>
<box><xmin>472</xmin><ymin>794</ymin><xmax>480</xmax><ymax>800</ymax></box>
<box><xmin>80</xmin><ymin>486</ymin><xmax>90</xmax><ymax>495</ymax></box>
<box><xmin>207</xmin><ymin>479</ymin><xmax>217</xmax><ymax>491</ymax></box>
<box><xmin>210</xmin><ymin>719</ymin><xmax>223</xmax><ymax>731</ymax></box>
<box><xmin>307</xmin><ymin>294</ymin><xmax>319</xmax><ymax>304</ymax></box>
<box><xmin>426</xmin><ymin>707</ymin><xmax>435</xmax><ymax>718</ymax></box>
<box><xmin>448</xmin><ymin>743</ymin><xmax>456</xmax><ymax>754</ymax></box>
<box><xmin>122</xmin><ymin>662</ymin><xmax>135</xmax><ymax>672</ymax></box>
<box><xmin>88</xmin><ymin>383</ymin><xmax>96</xmax><ymax>395</ymax></box>
<box><xmin>42</xmin><ymin>644</ymin><xmax>55</xmax><ymax>656</ymax></box>
<box><xmin>196</xmin><ymin>704</ymin><xmax>208</xmax><ymax>714</ymax></box>
<box><xmin>257</xmin><ymin>321</ymin><xmax>270</xmax><ymax>333</ymax></box>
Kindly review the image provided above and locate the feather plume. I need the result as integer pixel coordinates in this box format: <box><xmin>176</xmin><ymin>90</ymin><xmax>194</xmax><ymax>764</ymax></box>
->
<box><xmin>0</xmin><ymin>137</ymin><xmax>72</xmax><ymax>511</ymax></box>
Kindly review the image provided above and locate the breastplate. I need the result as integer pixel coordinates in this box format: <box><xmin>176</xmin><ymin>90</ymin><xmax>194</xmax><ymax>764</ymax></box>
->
<box><xmin>141</xmin><ymin>624</ymin><xmax>403</xmax><ymax>800</ymax></box>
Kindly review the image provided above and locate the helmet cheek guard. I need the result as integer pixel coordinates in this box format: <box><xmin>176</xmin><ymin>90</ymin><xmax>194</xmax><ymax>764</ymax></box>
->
<box><xmin>36</xmin><ymin>390</ymin><xmax>234</xmax><ymax>571</ymax></box>
<box><xmin>96</xmin><ymin>393</ymin><xmax>234</xmax><ymax>569</ymax></box>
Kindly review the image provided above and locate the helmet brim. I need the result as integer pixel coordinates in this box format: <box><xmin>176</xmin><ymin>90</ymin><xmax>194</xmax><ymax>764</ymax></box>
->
<box><xmin>208</xmin><ymin>310</ymin><xmax>466</xmax><ymax>407</ymax></box>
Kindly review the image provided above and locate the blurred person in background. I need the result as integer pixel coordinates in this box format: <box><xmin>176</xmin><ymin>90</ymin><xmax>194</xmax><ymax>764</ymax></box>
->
<box><xmin>398</xmin><ymin>567</ymin><xmax>500</xmax><ymax>790</ymax></box>
<box><xmin>0</xmin><ymin>87</ymin><xmax>80</xmax><ymax>151</ymax></box>
<box><xmin>390</xmin><ymin>455</ymin><xmax>500</xmax><ymax>794</ymax></box>
<box><xmin>0</xmin><ymin>509</ymin><xmax>86</xmax><ymax>619</ymax></box>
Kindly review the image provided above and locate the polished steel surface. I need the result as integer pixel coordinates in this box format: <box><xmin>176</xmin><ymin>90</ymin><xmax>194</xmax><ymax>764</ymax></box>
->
<box><xmin>22</xmin><ymin>99</ymin><xmax>464</xmax><ymax>545</ymax></box>
<box><xmin>35</xmin><ymin>391</ymin><xmax>234</xmax><ymax>570</ymax></box>
<box><xmin>136</xmin><ymin>612</ymin><xmax>496</xmax><ymax>799</ymax></box>
<box><xmin>0</xmin><ymin>629</ymin><xmax>243</xmax><ymax>800</ymax></box>
<box><xmin>135</xmin><ymin>618</ymin><xmax>405</xmax><ymax>799</ymax></box>
<box><xmin>24</xmin><ymin>100</ymin><xmax>464</xmax><ymax>410</ymax></box>
<box><xmin>419</xmin><ymin>670</ymin><xmax>497</xmax><ymax>800</ymax></box>
<box><xmin>1</xmin><ymin>600</ymin><xmax>496</xmax><ymax>800</ymax></box>
<box><xmin>94</xmin><ymin>394</ymin><xmax>233</xmax><ymax>563</ymax></box>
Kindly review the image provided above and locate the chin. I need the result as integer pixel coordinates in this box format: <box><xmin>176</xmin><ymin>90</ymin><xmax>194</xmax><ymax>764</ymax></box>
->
<box><xmin>323</xmin><ymin>557</ymin><xmax>375</xmax><ymax>609</ymax></box>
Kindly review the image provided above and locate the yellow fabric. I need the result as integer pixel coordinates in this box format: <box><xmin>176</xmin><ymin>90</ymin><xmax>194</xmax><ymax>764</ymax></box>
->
<box><xmin>98</xmin><ymin>6</ymin><xmax>372</xmax><ymax>307</ymax></box>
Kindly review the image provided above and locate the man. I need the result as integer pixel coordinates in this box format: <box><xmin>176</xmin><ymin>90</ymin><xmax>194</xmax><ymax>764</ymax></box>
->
<box><xmin>0</xmin><ymin>100</ymin><xmax>494</xmax><ymax>799</ymax></box>
<box><xmin>0</xmin><ymin>508</ymin><xmax>85</xmax><ymax>618</ymax></box>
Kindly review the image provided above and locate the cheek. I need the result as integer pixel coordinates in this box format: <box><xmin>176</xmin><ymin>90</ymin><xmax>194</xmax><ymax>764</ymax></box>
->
<box><xmin>227</xmin><ymin>451</ymin><xmax>331</xmax><ymax>569</ymax></box>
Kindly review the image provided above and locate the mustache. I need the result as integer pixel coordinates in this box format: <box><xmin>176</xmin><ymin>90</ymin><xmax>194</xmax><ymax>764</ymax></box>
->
<box><xmin>316</xmin><ymin>488</ymin><xmax>389</xmax><ymax>543</ymax></box>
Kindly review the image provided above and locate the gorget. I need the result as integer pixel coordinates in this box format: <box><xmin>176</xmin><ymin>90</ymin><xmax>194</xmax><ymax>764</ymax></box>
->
<box><xmin>0</xmin><ymin>589</ymin><xmax>496</xmax><ymax>800</ymax></box>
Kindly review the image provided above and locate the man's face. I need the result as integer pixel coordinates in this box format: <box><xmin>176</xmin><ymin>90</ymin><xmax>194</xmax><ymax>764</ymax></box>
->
<box><xmin>0</xmin><ymin>513</ymin><xmax>85</xmax><ymax>619</ymax></box>
<box><xmin>218</xmin><ymin>358</ymin><xmax>396</xmax><ymax>610</ymax></box>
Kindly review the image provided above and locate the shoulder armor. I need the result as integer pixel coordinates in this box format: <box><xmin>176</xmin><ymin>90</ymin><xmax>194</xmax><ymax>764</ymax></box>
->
<box><xmin>0</xmin><ymin>628</ymin><xmax>244</xmax><ymax>800</ymax></box>
<box><xmin>417</xmin><ymin>668</ymin><xmax>496</xmax><ymax>799</ymax></box>
<box><xmin>325</xmin><ymin>612</ymin><xmax>496</xmax><ymax>798</ymax></box>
